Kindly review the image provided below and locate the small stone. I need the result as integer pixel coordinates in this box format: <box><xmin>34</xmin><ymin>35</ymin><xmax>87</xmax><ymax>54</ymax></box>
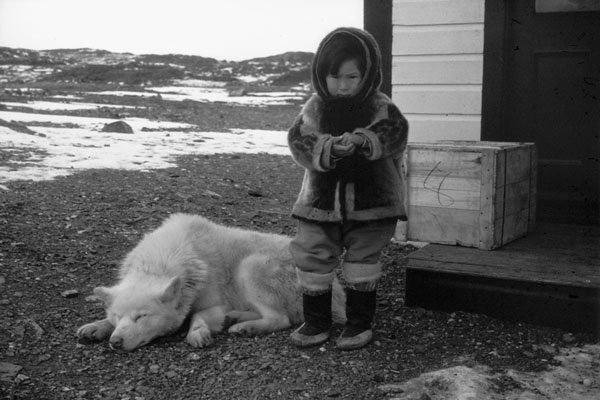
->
<box><xmin>583</xmin><ymin>378</ymin><xmax>592</xmax><ymax>386</ymax></box>
<box><xmin>538</xmin><ymin>344</ymin><xmax>557</xmax><ymax>355</ymax></box>
<box><xmin>247</xmin><ymin>189</ymin><xmax>263</xmax><ymax>197</ymax></box>
<box><xmin>37</xmin><ymin>354</ymin><xmax>51</xmax><ymax>363</ymax></box>
<box><xmin>389</xmin><ymin>363</ymin><xmax>401</xmax><ymax>371</ymax></box>
<box><xmin>562</xmin><ymin>333</ymin><xmax>576</xmax><ymax>343</ymax></box>
<box><xmin>202</xmin><ymin>189</ymin><xmax>222</xmax><ymax>198</ymax></box>
<box><xmin>84</xmin><ymin>295</ymin><xmax>101</xmax><ymax>303</ymax></box>
<box><xmin>0</xmin><ymin>276</ymin><xmax>5</xmax><ymax>285</ymax></box>
<box><xmin>61</xmin><ymin>290</ymin><xmax>79</xmax><ymax>298</ymax></box>
<box><xmin>15</xmin><ymin>374</ymin><xmax>29</xmax><ymax>383</ymax></box>
<box><xmin>165</xmin><ymin>371</ymin><xmax>177</xmax><ymax>379</ymax></box>
<box><xmin>148</xmin><ymin>365</ymin><xmax>160</xmax><ymax>374</ymax></box>
<box><xmin>523</xmin><ymin>351</ymin><xmax>535</xmax><ymax>358</ymax></box>
<box><xmin>0</xmin><ymin>299</ymin><xmax>10</xmax><ymax>305</ymax></box>
<box><xmin>414</xmin><ymin>345</ymin><xmax>427</xmax><ymax>354</ymax></box>
<box><xmin>13</xmin><ymin>292</ymin><xmax>23</xmax><ymax>297</ymax></box>
<box><xmin>0</xmin><ymin>362</ymin><xmax>22</xmax><ymax>382</ymax></box>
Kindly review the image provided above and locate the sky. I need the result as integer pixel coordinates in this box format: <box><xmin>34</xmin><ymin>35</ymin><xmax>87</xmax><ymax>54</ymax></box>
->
<box><xmin>0</xmin><ymin>0</ymin><xmax>363</xmax><ymax>61</ymax></box>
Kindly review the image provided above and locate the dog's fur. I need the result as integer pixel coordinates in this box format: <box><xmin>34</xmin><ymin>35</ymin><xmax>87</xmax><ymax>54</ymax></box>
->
<box><xmin>77</xmin><ymin>213</ymin><xmax>345</xmax><ymax>351</ymax></box>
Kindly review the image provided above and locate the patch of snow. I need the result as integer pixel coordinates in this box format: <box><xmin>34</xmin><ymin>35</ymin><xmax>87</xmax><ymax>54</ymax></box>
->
<box><xmin>93</xmin><ymin>90</ymin><xmax>158</xmax><ymax>98</ymax></box>
<box><xmin>0</xmin><ymin>113</ymin><xmax>288</xmax><ymax>184</ymax></box>
<box><xmin>236</xmin><ymin>75</ymin><xmax>265</xmax><ymax>83</ymax></box>
<box><xmin>379</xmin><ymin>345</ymin><xmax>600</xmax><ymax>400</ymax></box>
<box><xmin>0</xmin><ymin>110</ymin><xmax>192</xmax><ymax>131</ymax></box>
<box><xmin>147</xmin><ymin>85</ymin><xmax>302</xmax><ymax>105</ymax></box>
<box><xmin>171</xmin><ymin>79</ymin><xmax>227</xmax><ymax>88</ymax></box>
<box><xmin>1</xmin><ymin>101</ymin><xmax>143</xmax><ymax>111</ymax></box>
<box><xmin>50</xmin><ymin>95</ymin><xmax>83</xmax><ymax>100</ymax></box>
<box><xmin>88</xmin><ymin>84</ymin><xmax>306</xmax><ymax>106</ymax></box>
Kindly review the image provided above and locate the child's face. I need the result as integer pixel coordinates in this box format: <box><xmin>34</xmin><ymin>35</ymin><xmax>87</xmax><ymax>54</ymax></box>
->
<box><xmin>326</xmin><ymin>59</ymin><xmax>362</xmax><ymax>97</ymax></box>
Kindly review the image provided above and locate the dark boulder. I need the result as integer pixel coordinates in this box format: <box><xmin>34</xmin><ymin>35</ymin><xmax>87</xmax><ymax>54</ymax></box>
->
<box><xmin>101</xmin><ymin>120</ymin><xmax>133</xmax><ymax>134</ymax></box>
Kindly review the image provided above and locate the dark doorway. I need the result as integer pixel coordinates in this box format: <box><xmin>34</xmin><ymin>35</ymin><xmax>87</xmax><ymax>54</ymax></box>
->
<box><xmin>482</xmin><ymin>0</ymin><xmax>599</xmax><ymax>224</ymax></box>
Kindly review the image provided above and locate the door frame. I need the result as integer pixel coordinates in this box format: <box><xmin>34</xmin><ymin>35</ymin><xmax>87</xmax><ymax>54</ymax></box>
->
<box><xmin>481</xmin><ymin>0</ymin><xmax>508</xmax><ymax>141</ymax></box>
<box><xmin>364</xmin><ymin>0</ymin><xmax>393</xmax><ymax>97</ymax></box>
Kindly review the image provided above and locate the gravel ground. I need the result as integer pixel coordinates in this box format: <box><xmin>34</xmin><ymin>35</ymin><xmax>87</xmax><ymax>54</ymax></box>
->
<box><xmin>1</xmin><ymin>91</ymin><xmax>597</xmax><ymax>399</ymax></box>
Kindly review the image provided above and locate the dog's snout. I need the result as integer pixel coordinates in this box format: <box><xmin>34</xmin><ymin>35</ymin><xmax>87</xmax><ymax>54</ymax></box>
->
<box><xmin>109</xmin><ymin>337</ymin><xmax>123</xmax><ymax>350</ymax></box>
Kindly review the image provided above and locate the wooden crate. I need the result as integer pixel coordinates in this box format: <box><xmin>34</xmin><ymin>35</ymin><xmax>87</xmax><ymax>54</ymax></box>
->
<box><xmin>404</xmin><ymin>141</ymin><xmax>537</xmax><ymax>250</ymax></box>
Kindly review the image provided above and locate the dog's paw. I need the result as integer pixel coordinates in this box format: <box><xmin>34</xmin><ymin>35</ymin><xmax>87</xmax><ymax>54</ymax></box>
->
<box><xmin>77</xmin><ymin>322</ymin><xmax>111</xmax><ymax>343</ymax></box>
<box><xmin>186</xmin><ymin>326</ymin><xmax>213</xmax><ymax>348</ymax></box>
<box><xmin>227</xmin><ymin>323</ymin><xmax>257</xmax><ymax>337</ymax></box>
<box><xmin>221</xmin><ymin>314</ymin><xmax>239</xmax><ymax>331</ymax></box>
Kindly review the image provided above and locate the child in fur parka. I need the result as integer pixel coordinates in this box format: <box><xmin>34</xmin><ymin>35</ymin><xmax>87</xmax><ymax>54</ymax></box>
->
<box><xmin>288</xmin><ymin>27</ymin><xmax>409</xmax><ymax>350</ymax></box>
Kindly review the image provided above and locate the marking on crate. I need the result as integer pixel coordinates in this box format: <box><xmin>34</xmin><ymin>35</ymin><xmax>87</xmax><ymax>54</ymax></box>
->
<box><xmin>423</xmin><ymin>161</ymin><xmax>455</xmax><ymax>207</ymax></box>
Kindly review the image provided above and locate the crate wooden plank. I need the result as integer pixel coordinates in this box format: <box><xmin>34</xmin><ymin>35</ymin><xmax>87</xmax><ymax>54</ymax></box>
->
<box><xmin>498</xmin><ymin>179</ymin><xmax>532</xmax><ymax>216</ymax></box>
<box><xmin>528</xmin><ymin>146</ymin><xmax>538</xmax><ymax>230</ymax></box>
<box><xmin>505</xmin><ymin>146</ymin><xmax>534</xmax><ymax>183</ymax></box>
<box><xmin>501</xmin><ymin>209</ymin><xmax>532</xmax><ymax>244</ymax></box>
<box><xmin>408</xmin><ymin>186</ymin><xmax>481</xmax><ymax>210</ymax></box>
<box><xmin>479</xmin><ymin>148</ymin><xmax>498</xmax><ymax>249</ymax></box>
<box><xmin>407</xmin><ymin>206</ymin><xmax>480</xmax><ymax>246</ymax></box>
<box><xmin>408</xmin><ymin>148</ymin><xmax>484</xmax><ymax>179</ymax></box>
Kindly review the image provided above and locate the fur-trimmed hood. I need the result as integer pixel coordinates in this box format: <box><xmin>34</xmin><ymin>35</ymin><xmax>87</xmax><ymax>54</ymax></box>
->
<box><xmin>311</xmin><ymin>27</ymin><xmax>382</xmax><ymax>103</ymax></box>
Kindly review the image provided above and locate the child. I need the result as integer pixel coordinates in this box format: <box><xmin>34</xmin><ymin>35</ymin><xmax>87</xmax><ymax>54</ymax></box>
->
<box><xmin>287</xmin><ymin>27</ymin><xmax>409</xmax><ymax>350</ymax></box>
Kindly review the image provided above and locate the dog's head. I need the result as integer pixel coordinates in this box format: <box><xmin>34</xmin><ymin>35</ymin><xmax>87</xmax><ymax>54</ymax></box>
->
<box><xmin>95</xmin><ymin>276</ymin><xmax>187</xmax><ymax>352</ymax></box>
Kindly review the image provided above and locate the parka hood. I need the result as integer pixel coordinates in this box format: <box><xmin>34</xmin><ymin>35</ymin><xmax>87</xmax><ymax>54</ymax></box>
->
<box><xmin>311</xmin><ymin>27</ymin><xmax>382</xmax><ymax>103</ymax></box>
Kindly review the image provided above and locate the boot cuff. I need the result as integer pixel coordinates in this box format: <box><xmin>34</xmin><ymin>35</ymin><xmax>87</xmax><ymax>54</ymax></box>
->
<box><xmin>342</xmin><ymin>262</ymin><xmax>381</xmax><ymax>290</ymax></box>
<box><xmin>296</xmin><ymin>268</ymin><xmax>334</xmax><ymax>294</ymax></box>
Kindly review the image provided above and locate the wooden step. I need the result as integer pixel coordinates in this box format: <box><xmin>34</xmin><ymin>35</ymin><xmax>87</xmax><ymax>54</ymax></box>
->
<box><xmin>405</xmin><ymin>223</ymin><xmax>600</xmax><ymax>335</ymax></box>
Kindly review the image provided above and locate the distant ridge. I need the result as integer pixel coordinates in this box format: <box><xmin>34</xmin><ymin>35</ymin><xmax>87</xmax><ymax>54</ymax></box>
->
<box><xmin>0</xmin><ymin>46</ymin><xmax>312</xmax><ymax>65</ymax></box>
<box><xmin>0</xmin><ymin>46</ymin><xmax>313</xmax><ymax>86</ymax></box>
<box><xmin>245</xmin><ymin>51</ymin><xmax>314</xmax><ymax>64</ymax></box>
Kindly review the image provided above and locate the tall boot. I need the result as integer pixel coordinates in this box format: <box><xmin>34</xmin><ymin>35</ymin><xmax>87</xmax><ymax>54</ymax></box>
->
<box><xmin>290</xmin><ymin>291</ymin><xmax>332</xmax><ymax>348</ymax></box>
<box><xmin>336</xmin><ymin>288</ymin><xmax>376</xmax><ymax>350</ymax></box>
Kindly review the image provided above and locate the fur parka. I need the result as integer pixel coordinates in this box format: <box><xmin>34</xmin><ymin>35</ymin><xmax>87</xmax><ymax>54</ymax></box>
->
<box><xmin>288</xmin><ymin>27</ymin><xmax>409</xmax><ymax>223</ymax></box>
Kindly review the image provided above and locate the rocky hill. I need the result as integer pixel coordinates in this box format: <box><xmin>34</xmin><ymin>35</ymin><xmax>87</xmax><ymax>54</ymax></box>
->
<box><xmin>0</xmin><ymin>47</ymin><xmax>312</xmax><ymax>86</ymax></box>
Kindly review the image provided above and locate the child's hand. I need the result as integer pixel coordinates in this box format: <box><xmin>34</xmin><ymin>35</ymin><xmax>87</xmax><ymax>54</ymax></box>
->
<box><xmin>331</xmin><ymin>135</ymin><xmax>356</xmax><ymax>157</ymax></box>
<box><xmin>340</xmin><ymin>132</ymin><xmax>366</xmax><ymax>148</ymax></box>
<box><xmin>331</xmin><ymin>142</ymin><xmax>356</xmax><ymax>157</ymax></box>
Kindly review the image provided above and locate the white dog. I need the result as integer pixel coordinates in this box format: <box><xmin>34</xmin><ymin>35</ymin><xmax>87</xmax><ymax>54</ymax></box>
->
<box><xmin>77</xmin><ymin>213</ymin><xmax>345</xmax><ymax>351</ymax></box>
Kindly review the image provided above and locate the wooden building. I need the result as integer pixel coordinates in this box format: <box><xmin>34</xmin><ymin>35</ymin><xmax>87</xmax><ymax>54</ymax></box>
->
<box><xmin>364</xmin><ymin>0</ymin><xmax>599</xmax><ymax>335</ymax></box>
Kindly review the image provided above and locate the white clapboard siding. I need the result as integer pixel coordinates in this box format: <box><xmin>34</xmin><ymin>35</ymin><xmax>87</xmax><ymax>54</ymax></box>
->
<box><xmin>393</xmin><ymin>25</ymin><xmax>484</xmax><ymax>55</ymax></box>
<box><xmin>392</xmin><ymin>0</ymin><xmax>485</xmax><ymax>25</ymax></box>
<box><xmin>392</xmin><ymin>0</ymin><xmax>485</xmax><ymax>142</ymax></box>
<box><xmin>392</xmin><ymin>55</ymin><xmax>483</xmax><ymax>85</ymax></box>
<box><xmin>405</xmin><ymin>115</ymin><xmax>481</xmax><ymax>142</ymax></box>
<box><xmin>393</xmin><ymin>85</ymin><xmax>482</xmax><ymax>114</ymax></box>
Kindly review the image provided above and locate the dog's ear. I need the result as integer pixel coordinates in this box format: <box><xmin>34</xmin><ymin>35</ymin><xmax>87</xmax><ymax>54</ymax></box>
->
<box><xmin>93</xmin><ymin>286</ymin><xmax>113</xmax><ymax>307</ymax></box>
<box><xmin>159</xmin><ymin>277</ymin><xmax>182</xmax><ymax>304</ymax></box>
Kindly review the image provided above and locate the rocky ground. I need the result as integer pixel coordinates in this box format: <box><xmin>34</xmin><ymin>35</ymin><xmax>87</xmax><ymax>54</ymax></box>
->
<box><xmin>0</xmin><ymin>85</ymin><xmax>599</xmax><ymax>399</ymax></box>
